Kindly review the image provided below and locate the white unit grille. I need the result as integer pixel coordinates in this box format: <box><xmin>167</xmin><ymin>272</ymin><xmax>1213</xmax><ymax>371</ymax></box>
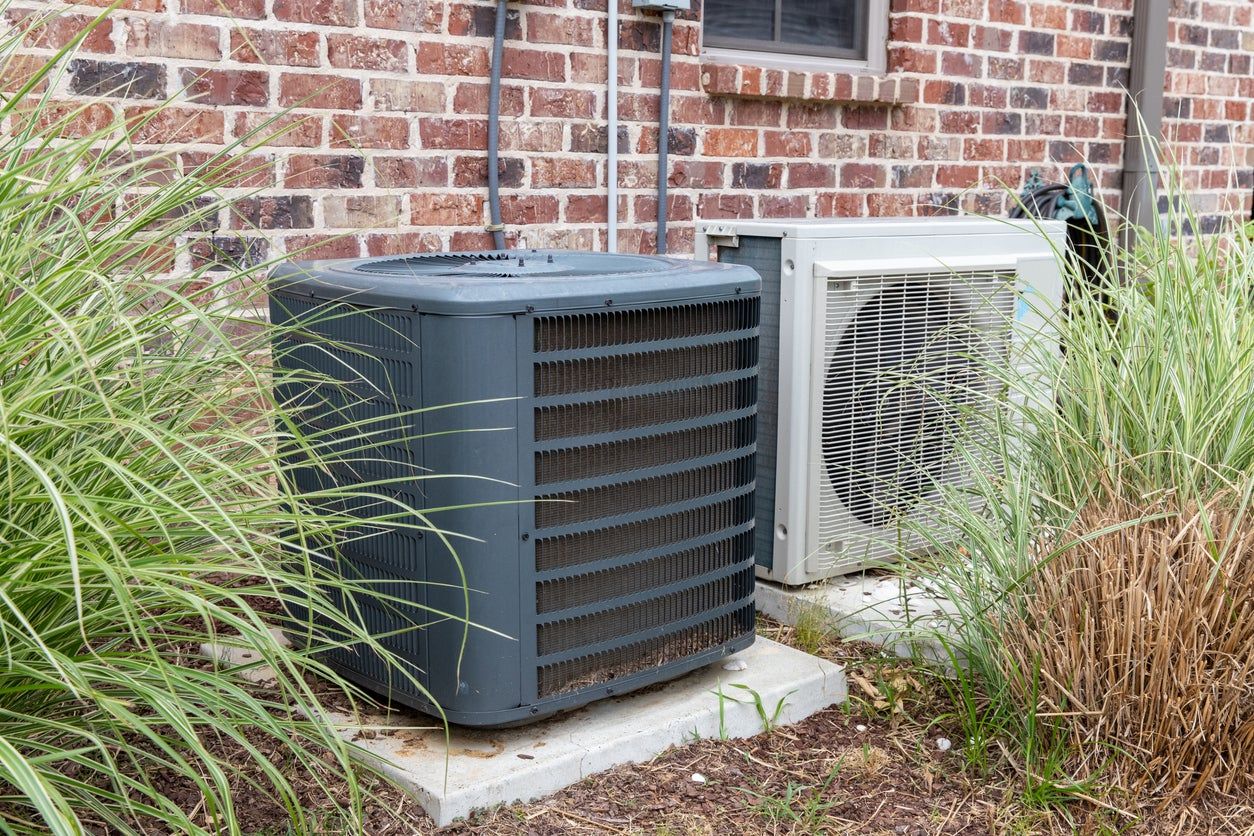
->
<box><xmin>812</xmin><ymin>270</ymin><xmax>1016</xmax><ymax>573</ymax></box>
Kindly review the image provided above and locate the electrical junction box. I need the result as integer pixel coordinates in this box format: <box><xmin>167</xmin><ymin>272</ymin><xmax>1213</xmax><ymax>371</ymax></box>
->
<box><xmin>633</xmin><ymin>0</ymin><xmax>690</xmax><ymax>10</ymax></box>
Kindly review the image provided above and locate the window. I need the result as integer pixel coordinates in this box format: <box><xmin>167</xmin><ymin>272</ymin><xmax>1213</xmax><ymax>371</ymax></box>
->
<box><xmin>703</xmin><ymin>0</ymin><xmax>886</xmax><ymax>69</ymax></box>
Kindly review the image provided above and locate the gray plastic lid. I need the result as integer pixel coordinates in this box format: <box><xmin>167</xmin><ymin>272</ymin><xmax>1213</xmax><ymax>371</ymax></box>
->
<box><xmin>270</xmin><ymin>250</ymin><xmax>760</xmax><ymax>315</ymax></box>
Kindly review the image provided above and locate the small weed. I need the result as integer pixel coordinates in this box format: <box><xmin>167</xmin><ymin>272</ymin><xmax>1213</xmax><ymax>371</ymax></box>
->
<box><xmin>789</xmin><ymin>602</ymin><xmax>832</xmax><ymax>655</ymax></box>
<box><xmin>711</xmin><ymin>683</ymin><xmax>794</xmax><ymax>735</ymax></box>
<box><xmin>728</xmin><ymin>683</ymin><xmax>794</xmax><ymax>734</ymax></box>
<box><xmin>739</xmin><ymin>758</ymin><xmax>844</xmax><ymax>828</ymax></box>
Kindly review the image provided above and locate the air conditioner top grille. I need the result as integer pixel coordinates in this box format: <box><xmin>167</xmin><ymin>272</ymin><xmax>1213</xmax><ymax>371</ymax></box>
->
<box><xmin>354</xmin><ymin>251</ymin><xmax>668</xmax><ymax>279</ymax></box>
<box><xmin>271</xmin><ymin>250</ymin><xmax>760</xmax><ymax>315</ymax></box>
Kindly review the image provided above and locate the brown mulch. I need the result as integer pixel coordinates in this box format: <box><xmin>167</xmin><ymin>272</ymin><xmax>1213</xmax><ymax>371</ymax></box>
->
<box><xmin>130</xmin><ymin>616</ymin><xmax>1253</xmax><ymax>835</ymax></box>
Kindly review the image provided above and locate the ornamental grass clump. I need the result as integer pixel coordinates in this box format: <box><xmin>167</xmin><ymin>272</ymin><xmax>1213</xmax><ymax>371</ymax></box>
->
<box><xmin>0</xmin><ymin>11</ymin><xmax>447</xmax><ymax>835</ymax></box>
<box><xmin>900</xmin><ymin>177</ymin><xmax>1254</xmax><ymax>801</ymax></box>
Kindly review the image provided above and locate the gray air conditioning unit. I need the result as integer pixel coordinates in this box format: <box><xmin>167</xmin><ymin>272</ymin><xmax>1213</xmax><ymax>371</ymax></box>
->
<box><xmin>270</xmin><ymin>251</ymin><xmax>761</xmax><ymax>727</ymax></box>
<box><xmin>695</xmin><ymin>218</ymin><xmax>1065</xmax><ymax>585</ymax></box>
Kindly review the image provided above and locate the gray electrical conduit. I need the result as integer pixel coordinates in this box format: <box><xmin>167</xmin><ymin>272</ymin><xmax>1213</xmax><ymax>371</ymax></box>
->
<box><xmin>656</xmin><ymin>10</ymin><xmax>674</xmax><ymax>255</ymax></box>
<box><xmin>487</xmin><ymin>0</ymin><xmax>508</xmax><ymax>250</ymax></box>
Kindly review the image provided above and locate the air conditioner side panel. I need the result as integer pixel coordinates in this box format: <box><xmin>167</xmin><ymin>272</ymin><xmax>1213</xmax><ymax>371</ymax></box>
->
<box><xmin>420</xmin><ymin>313</ymin><xmax>525</xmax><ymax>714</ymax></box>
<box><xmin>713</xmin><ymin>237</ymin><xmax>783</xmax><ymax>573</ymax></box>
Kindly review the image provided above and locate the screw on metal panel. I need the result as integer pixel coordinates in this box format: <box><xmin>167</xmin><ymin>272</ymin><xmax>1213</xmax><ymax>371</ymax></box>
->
<box><xmin>521</xmin><ymin>532</ymin><xmax>529</xmax><ymax>541</ymax></box>
<box><xmin>782</xmin><ymin>231</ymin><xmax>788</xmax><ymax>236</ymax></box>
<box><xmin>605</xmin><ymin>299</ymin><xmax>613</xmax><ymax>306</ymax></box>
<box><xmin>735</xmin><ymin>287</ymin><xmax>742</xmax><ymax>294</ymax></box>
<box><xmin>525</xmin><ymin>304</ymin><xmax>535</xmax><ymax>313</ymax></box>
<box><xmin>530</xmin><ymin>707</ymin><xmax>539</xmax><ymax>714</ymax></box>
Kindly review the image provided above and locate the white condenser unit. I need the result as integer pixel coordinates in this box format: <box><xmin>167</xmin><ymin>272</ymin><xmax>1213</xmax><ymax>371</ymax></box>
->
<box><xmin>695</xmin><ymin>218</ymin><xmax>1065</xmax><ymax>585</ymax></box>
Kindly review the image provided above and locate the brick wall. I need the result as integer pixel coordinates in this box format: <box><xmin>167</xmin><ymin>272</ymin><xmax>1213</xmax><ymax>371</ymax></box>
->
<box><xmin>9</xmin><ymin>0</ymin><xmax>1253</xmax><ymax>267</ymax></box>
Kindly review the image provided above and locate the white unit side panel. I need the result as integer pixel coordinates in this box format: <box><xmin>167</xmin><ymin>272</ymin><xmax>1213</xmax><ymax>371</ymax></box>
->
<box><xmin>768</xmin><ymin>236</ymin><xmax>819</xmax><ymax>584</ymax></box>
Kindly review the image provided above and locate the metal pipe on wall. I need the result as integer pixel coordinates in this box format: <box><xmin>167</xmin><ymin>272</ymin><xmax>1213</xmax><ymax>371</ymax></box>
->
<box><xmin>486</xmin><ymin>0</ymin><xmax>509</xmax><ymax>250</ymax></box>
<box><xmin>1119</xmin><ymin>0</ymin><xmax>1169</xmax><ymax>247</ymax></box>
<box><xmin>608</xmin><ymin>0</ymin><xmax>619</xmax><ymax>252</ymax></box>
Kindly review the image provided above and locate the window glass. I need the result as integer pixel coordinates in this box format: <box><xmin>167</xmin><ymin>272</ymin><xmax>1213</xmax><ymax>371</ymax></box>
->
<box><xmin>704</xmin><ymin>0</ymin><xmax>775</xmax><ymax>43</ymax></box>
<box><xmin>780</xmin><ymin>0</ymin><xmax>860</xmax><ymax>51</ymax></box>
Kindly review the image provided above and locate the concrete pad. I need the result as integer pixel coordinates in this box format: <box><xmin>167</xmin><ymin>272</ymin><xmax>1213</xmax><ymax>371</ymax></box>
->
<box><xmin>755</xmin><ymin>574</ymin><xmax>956</xmax><ymax>661</ymax></box>
<box><xmin>205</xmin><ymin>636</ymin><xmax>844</xmax><ymax>827</ymax></box>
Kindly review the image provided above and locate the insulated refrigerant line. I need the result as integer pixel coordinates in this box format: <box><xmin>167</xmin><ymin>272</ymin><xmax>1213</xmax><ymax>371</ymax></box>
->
<box><xmin>487</xmin><ymin>0</ymin><xmax>508</xmax><ymax>250</ymax></box>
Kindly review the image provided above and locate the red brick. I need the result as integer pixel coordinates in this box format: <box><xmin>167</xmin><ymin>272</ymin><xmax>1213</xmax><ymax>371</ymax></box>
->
<box><xmin>529</xmin><ymin>88</ymin><xmax>595</xmax><ymax>119</ymax></box>
<box><xmin>450</xmin><ymin>231</ymin><xmax>498</xmax><ymax>251</ymax></box>
<box><xmin>526</xmin><ymin>12</ymin><xmax>596</xmax><ymax>46</ymax></box>
<box><xmin>125</xmin><ymin>20</ymin><xmax>220</xmax><ymax>60</ymax></box>
<box><xmin>285</xmin><ymin>155</ymin><xmax>364</xmax><ymax>189</ymax></box>
<box><xmin>286</xmin><ymin>234</ymin><xmax>361</xmax><ymax>260</ymax></box>
<box><xmin>501</xmin><ymin>195</ymin><xmax>560</xmax><ymax>225</ymax></box>
<box><xmin>787</xmin><ymin>163</ymin><xmax>835</xmax><ymax>189</ymax></box>
<box><xmin>572</xmin><ymin>53</ymin><xmax>608</xmax><ymax>83</ymax></box>
<box><xmin>365</xmin><ymin>0</ymin><xmax>441</xmax><ymax>32</ymax></box>
<box><xmin>565</xmin><ymin>194</ymin><xmax>608</xmax><ymax>223</ymax></box>
<box><xmin>411</xmin><ymin>193</ymin><xmax>484</xmax><ymax>226</ymax></box>
<box><xmin>419</xmin><ymin>118</ymin><xmax>487</xmax><ymax>150</ymax></box>
<box><xmin>230</xmin><ymin>30</ymin><xmax>320</xmax><ymax>67</ymax></box>
<box><xmin>453</xmin><ymin>83</ymin><xmax>524</xmax><ymax>116</ymax></box>
<box><xmin>501</xmin><ymin>48</ymin><xmax>566</xmax><ymax>81</ymax></box>
<box><xmin>234</xmin><ymin>112</ymin><xmax>322</xmax><ymax>147</ymax></box>
<box><xmin>867</xmin><ymin>193</ymin><xmax>915</xmax><ymax>216</ymax></box>
<box><xmin>331</xmin><ymin>115</ymin><xmax>411</xmax><ymax>150</ymax></box>
<box><xmin>500</xmin><ymin>122</ymin><xmax>564</xmax><ymax>152</ymax></box>
<box><xmin>328</xmin><ymin>35</ymin><xmax>409</xmax><ymax>72</ymax></box>
<box><xmin>940</xmin><ymin>51</ymin><xmax>982</xmax><ymax>77</ymax></box>
<box><xmin>698</xmin><ymin>194</ymin><xmax>754</xmax><ymax>219</ymax></box>
<box><xmin>936</xmin><ymin>164</ymin><xmax>980</xmax><ymax>188</ymax></box>
<box><xmin>279</xmin><ymin>74</ymin><xmax>362</xmax><ymax>111</ymax></box>
<box><xmin>273</xmin><ymin>0</ymin><xmax>357</xmax><ymax>26</ymax></box>
<box><xmin>367</xmin><ymin>232</ymin><xmax>443</xmax><ymax>256</ymax></box>
<box><xmin>989</xmin><ymin>0</ymin><xmax>1025</xmax><ymax>24</ymax></box>
<box><xmin>181</xmin><ymin>152</ymin><xmax>275</xmax><ymax>188</ymax></box>
<box><xmin>760</xmin><ymin>195</ymin><xmax>809</xmax><ymax>217</ymax></box>
<box><xmin>12</xmin><ymin>11</ymin><xmax>114</xmax><ymax>53</ymax></box>
<box><xmin>23</xmin><ymin>100</ymin><xmax>115</xmax><ymax>137</ymax></box>
<box><xmin>764</xmin><ymin>131</ymin><xmax>811</xmax><ymax>157</ymax></box>
<box><xmin>531</xmin><ymin>158</ymin><xmax>596</xmax><ymax>189</ymax></box>
<box><xmin>375</xmin><ymin>157</ymin><xmax>448</xmax><ymax>188</ymax></box>
<box><xmin>125</xmin><ymin>106</ymin><xmax>223</xmax><ymax>144</ymax></box>
<box><xmin>963</xmin><ymin>138</ymin><xmax>1006</xmax><ymax>161</ymax></box>
<box><xmin>417</xmin><ymin>42</ymin><xmax>491</xmax><ymax>76</ymax></box>
<box><xmin>371</xmin><ymin>79</ymin><xmax>445</xmax><ymax>112</ymax></box>
<box><xmin>668</xmin><ymin>160</ymin><xmax>724</xmax><ymax>189</ymax></box>
<box><xmin>182</xmin><ymin>0</ymin><xmax>264</xmax><ymax>17</ymax></box>
<box><xmin>816</xmin><ymin>191</ymin><xmax>866</xmax><ymax>217</ymax></box>
<box><xmin>324</xmin><ymin>195</ymin><xmax>402</xmax><ymax>229</ymax></box>
<box><xmin>840</xmin><ymin>163</ymin><xmax>886</xmax><ymax>189</ymax></box>
<box><xmin>181</xmin><ymin>69</ymin><xmax>268</xmax><ymax>107</ymax></box>
<box><xmin>891</xmin><ymin>47</ymin><xmax>937</xmax><ymax>74</ymax></box>
<box><xmin>703</xmin><ymin>129</ymin><xmax>759</xmax><ymax>157</ymax></box>
<box><xmin>927</xmin><ymin>19</ymin><xmax>970</xmax><ymax>46</ymax></box>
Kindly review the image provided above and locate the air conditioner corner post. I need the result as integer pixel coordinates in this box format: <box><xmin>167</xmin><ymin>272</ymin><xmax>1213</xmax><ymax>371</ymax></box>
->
<box><xmin>770</xmin><ymin>235</ymin><xmax>820</xmax><ymax>583</ymax></box>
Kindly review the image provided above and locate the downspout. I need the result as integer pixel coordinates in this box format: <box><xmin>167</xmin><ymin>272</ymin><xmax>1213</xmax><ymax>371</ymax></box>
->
<box><xmin>486</xmin><ymin>0</ymin><xmax>508</xmax><ymax>250</ymax></box>
<box><xmin>1119</xmin><ymin>0</ymin><xmax>1169</xmax><ymax>247</ymax></box>
<box><xmin>608</xmin><ymin>1</ymin><xmax>619</xmax><ymax>252</ymax></box>
<box><xmin>656</xmin><ymin>9</ymin><xmax>675</xmax><ymax>254</ymax></box>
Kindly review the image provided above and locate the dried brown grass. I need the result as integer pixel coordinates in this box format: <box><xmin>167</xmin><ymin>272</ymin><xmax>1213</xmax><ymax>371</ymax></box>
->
<box><xmin>1002</xmin><ymin>496</ymin><xmax>1254</xmax><ymax>797</ymax></box>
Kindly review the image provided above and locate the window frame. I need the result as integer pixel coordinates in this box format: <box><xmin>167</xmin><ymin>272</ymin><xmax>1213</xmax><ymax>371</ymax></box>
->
<box><xmin>701</xmin><ymin>0</ymin><xmax>889</xmax><ymax>75</ymax></box>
